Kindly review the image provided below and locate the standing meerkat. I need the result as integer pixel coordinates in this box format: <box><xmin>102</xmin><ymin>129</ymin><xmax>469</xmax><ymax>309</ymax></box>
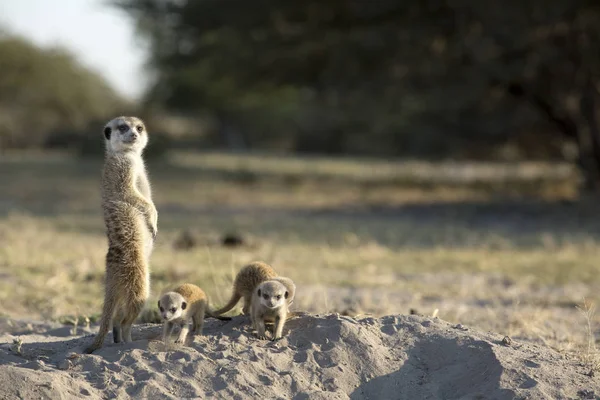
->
<box><xmin>212</xmin><ymin>261</ymin><xmax>296</xmax><ymax>317</ymax></box>
<box><xmin>84</xmin><ymin>116</ymin><xmax>158</xmax><ymax>354</ymax></box>
<box><xmin>251</xmin><ymin>279</ymin><xmax>293</xmax><ymax>340</ymax></box>
<box><xmin>158</xmin><ymin>283</ymin><xmax>231</xmax><ymax>344</ymax></box>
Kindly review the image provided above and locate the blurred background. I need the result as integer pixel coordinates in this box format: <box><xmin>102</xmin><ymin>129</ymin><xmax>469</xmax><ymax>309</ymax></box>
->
<box><xmin>1</xmin><ymin>0</ymin><xmax>600</xmax><ymax>357</ymax></box>
<box><xmin>1</xmin><ymin>0</ymin><xmax>599</xmax><ymax>175</ymax></box>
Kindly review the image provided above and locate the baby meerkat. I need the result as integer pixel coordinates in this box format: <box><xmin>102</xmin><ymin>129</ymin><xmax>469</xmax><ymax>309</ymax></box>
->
<box><xmin>251</xmin><ymin>280</ymin><xmax>293</xmax><ymax>340</ymax></box>
<box><xmin>158</xmin><ymin>283</ymin><xmax>230</xmax><ymax>344</ymax></box>
<box><xmin>212</xmin><ymin>261</ymin><xmax>296</xmax><ymax>317</ymax></box>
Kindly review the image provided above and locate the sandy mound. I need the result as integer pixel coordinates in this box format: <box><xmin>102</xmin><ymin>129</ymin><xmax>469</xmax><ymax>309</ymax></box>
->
<box><xmin>0</xmin><ymin>314</ymin><xmax>597</xmax><ymax>399</ymax></box>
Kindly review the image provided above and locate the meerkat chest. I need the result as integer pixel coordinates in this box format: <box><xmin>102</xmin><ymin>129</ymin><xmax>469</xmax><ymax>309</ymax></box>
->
<box><xmin>260</xmin><ymin>307</ymin><xmax>283</xmax><ymax>321</ymax></box>
<box><xmin>170</xmin><ymin>314</ymin><xmax>190</xmax><ymax>326</ymax></box>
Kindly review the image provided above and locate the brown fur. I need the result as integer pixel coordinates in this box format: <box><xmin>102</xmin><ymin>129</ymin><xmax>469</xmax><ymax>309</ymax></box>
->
<box><xmin>159</xmin><ymin>283</ymin><xmax>231</xmax><ymax>344</ymax></box>
<box><xmin>212</xmin><ymin>261</ymin><xmax>296</xmax><ymax>316</ymax></box>
<box><xmin>84</xmin><ymin>116</ymin><xmax>158</xmax><ymax>354</ymax></box>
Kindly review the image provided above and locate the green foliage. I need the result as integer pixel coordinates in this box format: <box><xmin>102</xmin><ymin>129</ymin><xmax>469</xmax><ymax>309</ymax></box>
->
<box><xmin>113</xmin><ymin>0</ymin><xmax>600</xmax><ymax>164</ymax></box>
<box><xmin>0</xmin><ymin>34</ymin><xmax>127</xmax><ymax>149</ymax></box>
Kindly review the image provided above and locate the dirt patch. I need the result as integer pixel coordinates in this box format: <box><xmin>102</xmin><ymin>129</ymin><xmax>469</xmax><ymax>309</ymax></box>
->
<box><xmin>1</xmin><ymin>314</ymin><xmax>597</xmax><ymax>399</ymax></box>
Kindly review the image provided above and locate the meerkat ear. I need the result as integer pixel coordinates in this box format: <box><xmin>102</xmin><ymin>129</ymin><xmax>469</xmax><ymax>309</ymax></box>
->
<box><xmin>104</xmin><ymin>126</ymin><xmax>111</xmax><ymax>140</ymax></box>
<box><xmin>181</xmin><ymin>302</ymin><xmax>187</xmax><ymax>310</ymax></box>
<box><xmin>257</xmin><ymin>289</ymin><xmax>261</xmax><ymax>297</ymax></box>
<box><xmin>157</xmin><ymin>300</ymin><xmax>161</xmax><ymax>308</ymax></box>
<box><xmin>284</xmin><ymin>291</ymin><xmax>289</xmax><ymax>299</ymax></box>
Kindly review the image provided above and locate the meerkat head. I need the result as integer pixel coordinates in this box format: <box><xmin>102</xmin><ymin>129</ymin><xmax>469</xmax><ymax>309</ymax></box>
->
<box><xmin>103</xmin><ymin>116</ymin><xmax>148</xmax><ymax>154</ymax></box>
<box><xmin>158</xmin><ymin>292</ymin><xmax>187</xmax><ymax>321</ymax></box>
<box><xmin>256</xmin><ymin>281</ymin><xmax>289</xmax><ymax>309</ymax></box>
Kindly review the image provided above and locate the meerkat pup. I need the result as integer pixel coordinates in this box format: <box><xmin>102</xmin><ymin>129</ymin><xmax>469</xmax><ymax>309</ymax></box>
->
<box><xmin>84</xmin><ymin>116</ymin><xmax>158</xmax><ymax>354</ymax></box>
<box><xmin>212</xmin><ymin>261</ymin><xmax>296</xmax><ymax>317</ymax></box>
<box><xmin>158</xmin><ymin>283</ymin><xmax>231</xmax><ymax>344</ymax></box>
<box><xmin>251</xmin><ymin>280</ymin><xmax>293</xmax><ymax>340</ymax></box>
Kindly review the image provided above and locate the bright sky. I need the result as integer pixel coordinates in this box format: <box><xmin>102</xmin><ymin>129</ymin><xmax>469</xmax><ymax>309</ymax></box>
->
<box><xmin>0</xmin><ymin>0</ymin><xmax>148</xmax><ymax>100</ymax></box>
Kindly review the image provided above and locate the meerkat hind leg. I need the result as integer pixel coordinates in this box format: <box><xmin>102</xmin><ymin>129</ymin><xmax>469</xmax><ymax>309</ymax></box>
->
<box><xmin>192</xmin><ymin>307</ymin><xmax>206</xmax><ymax>336</ymax></box>
<box><xmin>112</xmin><ymin>324</ymin><xmax>123</xmax><ymax>343</ymax></box>
<box><xmin>112</xmin><ymin>307</ymin><xmax>124</xmax><ymax>343</ymax></box>
<box><xmin>121</xmin><ymin>323</ymin><xmax>133</xmax><ymax>343</ymax></box>
<box><xmin>121</xmin><ymin>300</ymin><xmax>145</xmax><ymax>342</ymax></box>
<box><xmin>242</xmin><ymin>295</ymin><xmax>252</xmax><ymax>315</ymax></box>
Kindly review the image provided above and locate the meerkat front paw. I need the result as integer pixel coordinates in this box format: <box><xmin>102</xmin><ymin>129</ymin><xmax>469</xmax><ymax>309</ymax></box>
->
<box><xmin>143</xmin><ymin>203</ymin><xmax>158</xmax><ymax>239</ymax></box>
<box><xmin>146</xmin><ymin>213</ymin><xmax>158</xmax><ymax>239</ymax></box>
<box><xmin>150</xmin><ymin>224</ymin><xmax>157</xmax><ymax>240</ymax></box>
<box><xmin>151</xmin><ymin>211</ymin><xmax>158</xmax><ymax>234</ymax></box>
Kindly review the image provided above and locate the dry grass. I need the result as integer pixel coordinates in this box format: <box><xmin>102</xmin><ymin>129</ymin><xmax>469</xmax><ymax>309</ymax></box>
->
<box><xmin>0</xmin><ymin>150</ymin><xmax>599</xmax><ymax>360</ymax></box>
<box><xmin>577</xmin><ymin>300</ymin><xmax>600</xmax><ymax>375</ymax></box>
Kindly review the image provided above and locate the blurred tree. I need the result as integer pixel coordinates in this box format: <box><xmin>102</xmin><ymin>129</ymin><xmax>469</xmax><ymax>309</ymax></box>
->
<box><xmin>0</xmin><ymin>34</ymin><xmax>127</xmax><ymax>149</ymax></box>
<box><xmin>114</xmin><ymin>0</ymin><xmax>600</xmax><ymax>190</ymax></box>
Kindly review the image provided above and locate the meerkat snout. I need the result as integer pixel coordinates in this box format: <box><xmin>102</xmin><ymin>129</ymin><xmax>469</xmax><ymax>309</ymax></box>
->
<box><xmin>118</xmin><ymin>126</ymin><xmax>139</xmax><ymax>143</ymax></box>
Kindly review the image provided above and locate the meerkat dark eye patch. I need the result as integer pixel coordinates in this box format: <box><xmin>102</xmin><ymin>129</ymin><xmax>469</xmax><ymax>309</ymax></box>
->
<box><xmin>170</xmin><ymin>307</ymin><xmax>177</xmax><ymax>313</ymax></box>
<box><xmin>181</xmin><ymin>302</ymin><xmax>187</xmax><ymax>310</ymax></box>
<box><xmin>104</xmin><ymin>126</ymin><xmax>111</xmax><ymax>140</ymax></box>
<box><xmin>118</xmin><ymin>125</ymin><xmax>128</xmax><ymax>133</ymax></box>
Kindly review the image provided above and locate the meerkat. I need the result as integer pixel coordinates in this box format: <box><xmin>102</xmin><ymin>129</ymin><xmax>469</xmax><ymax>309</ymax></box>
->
<box><xmin>84</xmin><ymin>116</ymin><xmax>158</xmax><ymax>354</ymax></box>
<box><xmin>212</xmin><ymin>261</ymin><xmax>296</xmax><ymax>317</ymax></box>
<box><xmin>158</xmin><ymin>283</ymin><xmax>231</xmax><ymax>344</ymax></box>
<box><xmin>251</xmin><ymin>279</ymin><xmax>293</xmax><ymax>340</ymax></box>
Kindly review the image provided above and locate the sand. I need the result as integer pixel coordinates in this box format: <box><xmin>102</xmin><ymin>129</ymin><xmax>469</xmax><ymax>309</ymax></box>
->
<box><xmin>0</xmin><ymin>313</ymin><xmax>598</xmax><ymax>400</ymax></box>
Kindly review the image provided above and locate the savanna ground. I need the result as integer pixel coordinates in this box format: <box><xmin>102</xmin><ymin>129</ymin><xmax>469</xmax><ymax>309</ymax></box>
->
<box><xmin>1</xmin><ymin>151</ymin><xmax>599</xmax><ymax>369</ymax></box>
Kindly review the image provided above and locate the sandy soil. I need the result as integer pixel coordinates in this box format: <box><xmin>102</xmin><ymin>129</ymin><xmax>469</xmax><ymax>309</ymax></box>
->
<box><xmin>1</xmin><ymin>313</ymin><xmax>598</xmax><ymax>400</ymax></box>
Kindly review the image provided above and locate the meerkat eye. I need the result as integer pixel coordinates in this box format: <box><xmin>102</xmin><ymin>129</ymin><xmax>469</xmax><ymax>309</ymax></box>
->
<box><xmin>118</xmin><ymin>125</ymin><xmax>128</xmax><ymax>133</ymax></box>
<box><xmin>263</xmin><ymin>294</ymin><xmax>269</xmax><ymax>300</ymax></box>
<box><xmin>276</xmin><ymin>295</ymin><xmax>281</xmax><ymax>300</ymax></box>
<box><xmin>171</xmin><ymin>307</ymin><xmax>177</xmax><ymax>313</ymax></box>
<box><xmin>159</xmin><ymin>307</ymin><xmax>164</xmax><ymax>312</ymax></box>
<box><xmin>136</xmin><ymin>125</ymin><xmax>143</xmax><ymax>133</ymax></box>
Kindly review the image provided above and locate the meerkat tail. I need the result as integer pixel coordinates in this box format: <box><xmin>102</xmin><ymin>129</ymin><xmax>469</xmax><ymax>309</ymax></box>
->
<box><xmin>206</xmin><ymin>308</ymin><xmax>232</xmax><ymax>321</ymax></box>
<box><xmin>211</xmin><ymin>293</ymin><xmax>242</xmax><ymax>316</ymax></box>
<box><xmin>286</xmin><ymin>311</ymin><xmax>305</xmax><ymax>320</ymax></box>
<box><xmin>265</xmin><ymin>311</ymin><xmax>302</xmax><ymax>323</ymax></box>
<box><xmin>84</xmin><ymin>296</ymin><xmax>118</xmax><ymax>354</ymax></box>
